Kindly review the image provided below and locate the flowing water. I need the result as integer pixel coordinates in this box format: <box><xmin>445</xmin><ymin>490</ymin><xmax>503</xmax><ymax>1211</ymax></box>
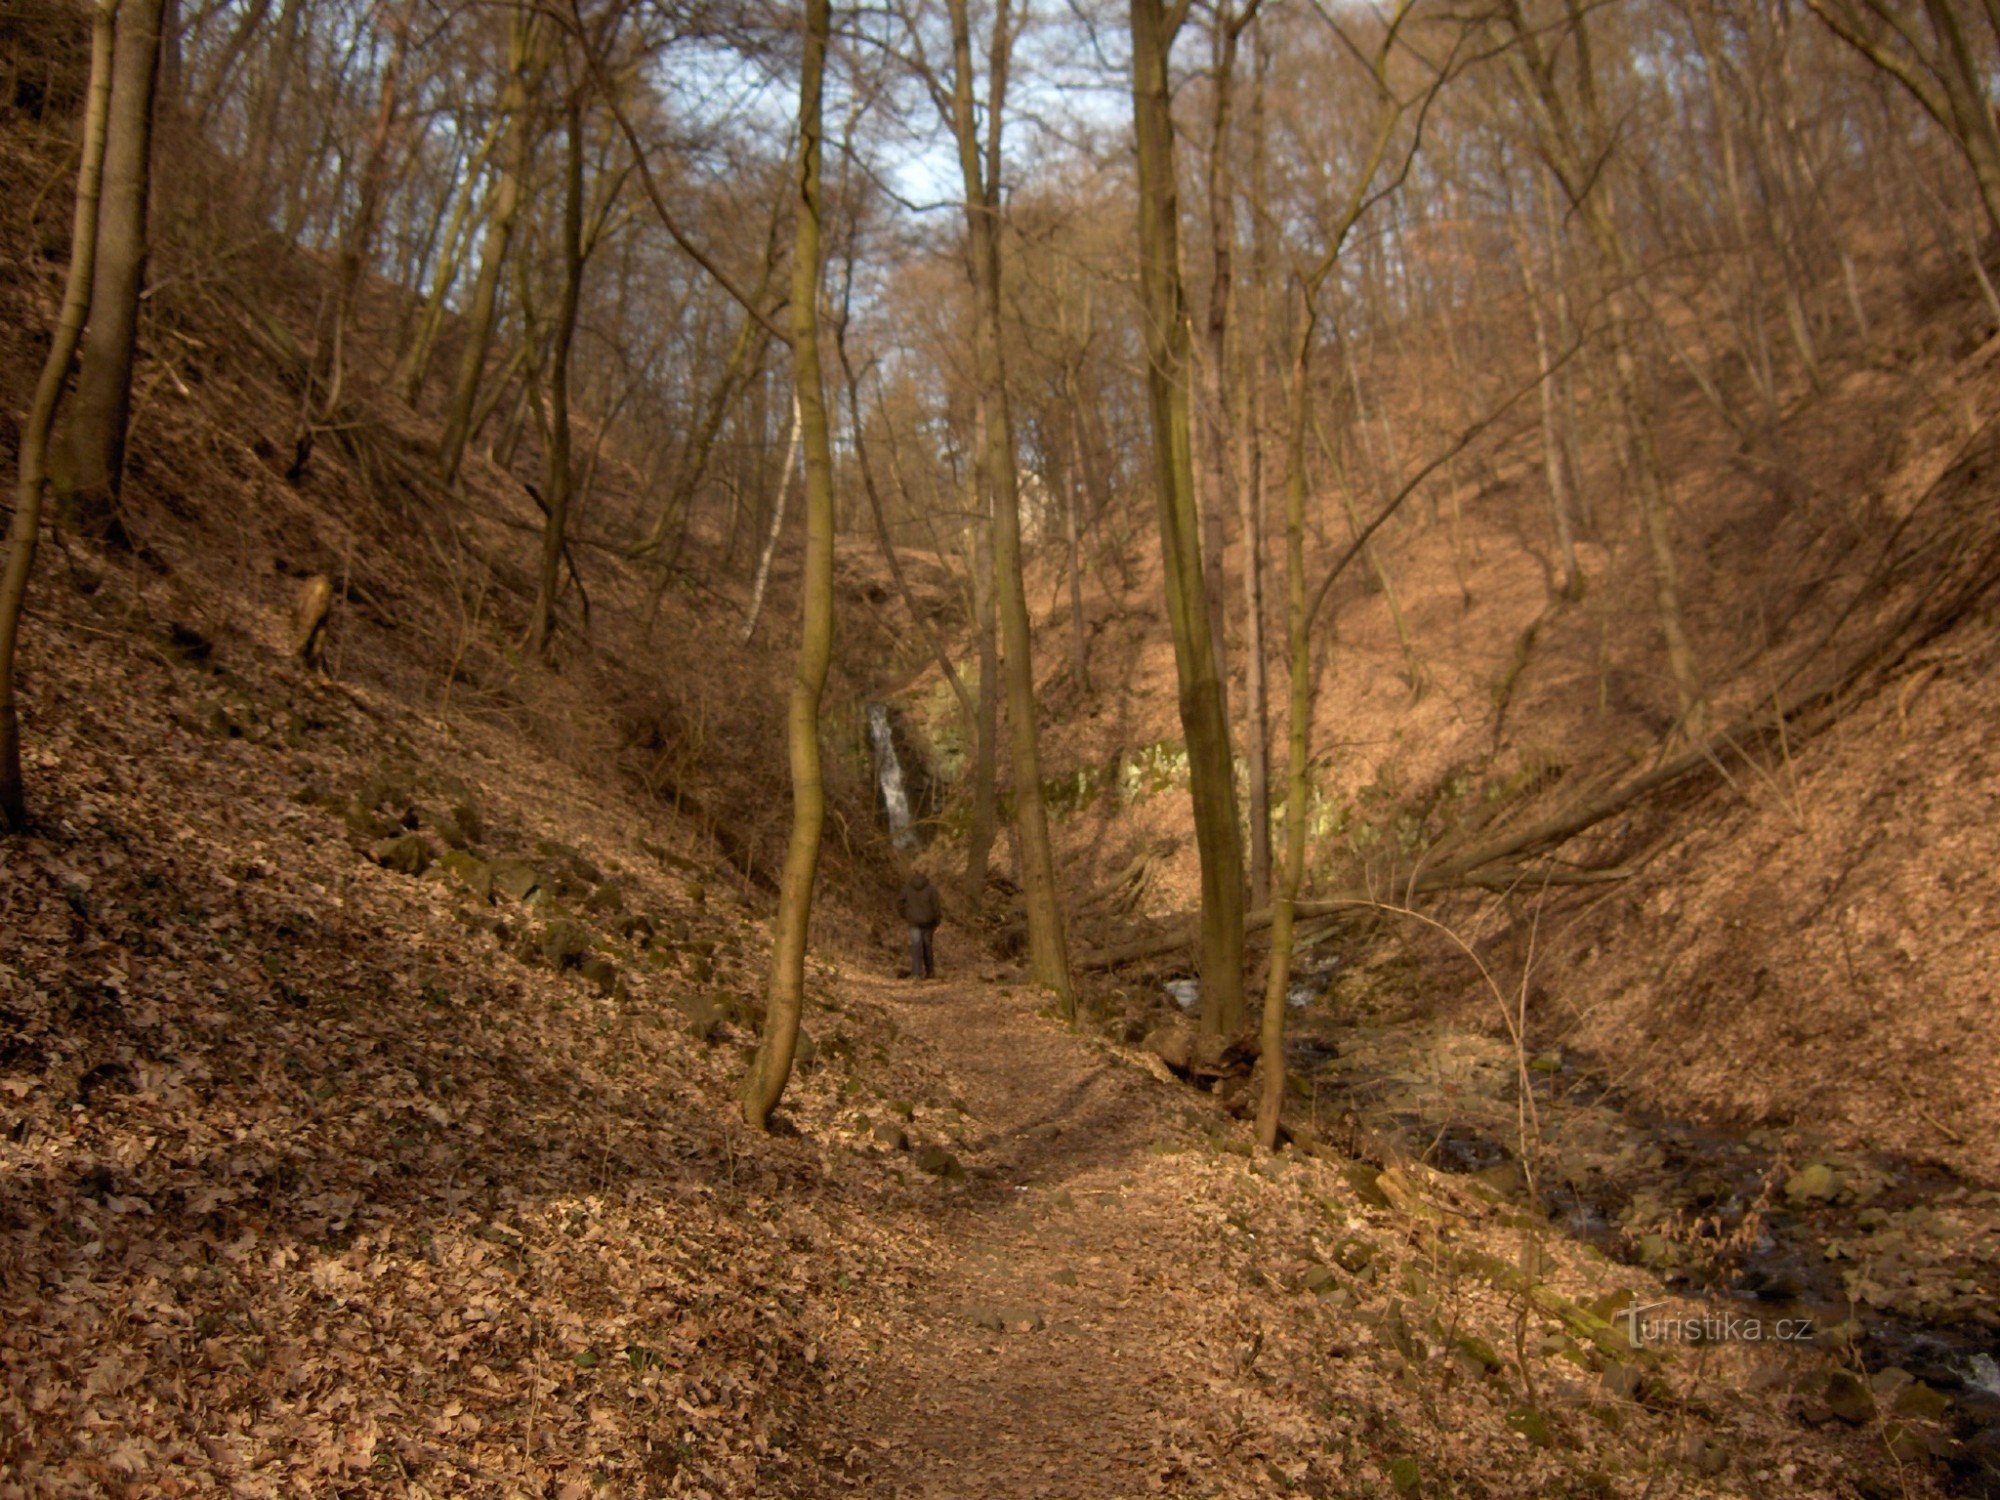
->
<box><xmin>867</xmin><ymin>703</ymin><xmax>918</xmax><ymax>849</ymax></box>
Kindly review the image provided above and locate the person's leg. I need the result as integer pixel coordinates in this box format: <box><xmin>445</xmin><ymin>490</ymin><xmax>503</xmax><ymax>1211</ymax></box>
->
<box><xmin>908</xmin><ymin>925</ymin><xmax>924</xmax><ymax>979</ymax></box>
<box><xmin>920</xmin><ymin>925</ymin><xmax>935</xmax><ymax>978</ymax></box>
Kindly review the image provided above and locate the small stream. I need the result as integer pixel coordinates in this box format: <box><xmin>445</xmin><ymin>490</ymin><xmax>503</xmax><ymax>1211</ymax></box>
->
<box><xmin>1288</xmin><ymin>1016</ymin><xmax>2000</xmax><ymax>1487</ymax></box>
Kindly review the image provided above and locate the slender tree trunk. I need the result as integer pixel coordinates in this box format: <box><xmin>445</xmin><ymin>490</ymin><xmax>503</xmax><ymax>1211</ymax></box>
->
<box><xmin>3</xmin><ymin>0</ymin><xmax>116</xmax><ymax>832</ymax></box>
<box><xmin>1256</xmin><ymin>293</ymin><xmax>1313</xmax><ymax>1151</ymax></box>
<box><xmin>56</xmin><ymin>0</ymin><xmax>163</xmax><ymax>525</ymax></box>
<box><xmin>1238</xmin><ymin>17</ymin><xmax>1272</xmax><ymax>900</ymax></box>
<box><xmin>963</xmin><ymin>459</ymin><xmax>1000</xmax><ymax>908</ymax></box>
<box><xmin>528</xmin><ymin>86</ymin><xmax>585</xmax><ymax>661</ymax></box>
<box><xmin>743</xmin><ymin>0</ymin><xmax>833</xmax><ymax>1132</ymax></box>
<box><xmin>1063</xmin><ymin>403</ymin><xmax>1091</xmax><ymax>693</ymax></box>
<box><xmin>1130</xmin><ymin>0</ymin><xmax>1247</xmax><ymax>1043</ymax></box>
<box><xmin>945</xmin><ymin>0</ymin><xmax>1071</xmax><ymax>1005</ymax></box>
<box><xmin>742</xmin><ymin>393</ymin><xmax>802</xmax><ymax>640</ymax></box>
<box><xmin>438</xmin><ymin>6</ymin><xmax>540</xmax><ymax>482</ymax></box>
<box><xmin>395</xmin><ymin>112</ymin><xmax>505</xmax><ymax>403</ymax></box>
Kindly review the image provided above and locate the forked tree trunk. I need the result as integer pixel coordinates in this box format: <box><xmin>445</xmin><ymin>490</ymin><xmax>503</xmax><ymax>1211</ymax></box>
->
<box><xmin>1130</xmin><ymin>0</ymin><xmax>1247</xmax><ymax>1044</ymax></box>
<box><xmin>742</xmin><ymin>0</ymin><xmax>834</xmax><ymax>1131</ymax></box>
<box><xmin>3</xmin><ymin>0</ymin><xmax>117</xmax><ymax>832</ymax></box>
<box><xmin>56</xmin><ymin>0</ymin><xmax>163</xmax><ymax>525</ymax></box>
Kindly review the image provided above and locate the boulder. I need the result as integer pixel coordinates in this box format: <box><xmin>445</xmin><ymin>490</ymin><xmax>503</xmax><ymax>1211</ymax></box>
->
<box><xmin>580</xmin><ymin>955</ymin><xmax>619</xmax><ymax>996</ymax></box>
<box><xmin>491</xmin><ymin>859</ymin><xmax>542</xmax><ymax>903</ymax></box>
<box><xmin>437</xmin><ymin>851</ymin><xmax>493</xmax><ymax>903</ymax></box>
<box><xmin>1504</xmin><ymin>1406</ymin><xmax>1552</xmax><ymax>1447</ymax></box>
<box><xmin>616</xmin><ymin>912</ymin><xmax>655</xmax><ymax>942</ymax></box>
<box><xmin>585</xmin><ymin>881</ymin><xmax>626</xmax><ymax>915</ymax></box>
<box><xmin>370</xmin><ymin>833</ymin><xmax>433</xmax><ymax>876</ymax></box>
<box><xmin>1826</xmin><ymin>1368</ymin><xmax>1875</xmax><ymax>1424</ymax></box>
<box><xmin>1784</xmin><ymin>1162</ymin><xmax>1839</xmax><ymax>1204</ymax></box>
<box><xmin>872</xmin><ymin>1121</ymin><xmax>910</xmax><ymax>1151</ymax></box>
<box><xmin>1142</xmin><ymin>1021</ymin><xmax>1193</xmax><ymax>1073</ymax></box>
<box><xmin>914</xmin><ymin>1144</ymin><xmax>965</xmax><ymax>1179</ymax></box>
<box><xmin>539</xmin><ymin>920</ymin><xmax>592</xmax><ymax>971</ymax></box>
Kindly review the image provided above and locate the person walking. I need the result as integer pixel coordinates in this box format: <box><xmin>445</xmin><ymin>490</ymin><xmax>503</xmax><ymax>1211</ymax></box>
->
<box><xmin>898</xmin><ymin>870</ymin><xmax>942</xmax><ymax>980</ymax></box>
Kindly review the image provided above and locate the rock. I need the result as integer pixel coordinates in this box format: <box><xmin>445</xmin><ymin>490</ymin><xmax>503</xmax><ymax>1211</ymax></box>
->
<box><xmin>616</xmin><ymin>912</ymin><xmax>655</xmax><ymax>942</ymax></box>
<box><xmin>437</xmin><ymin>851</ymin><xmax>492</xmax><ymax>903</ymax></box>
<box><xmin>1344</xmin><ymin>1163</ymin><xmax>1391</xmax><ymax>1209</ymax></box>
<box><xmin>1634</xmin><ymin>1233</ymin><xmax>1682</xmax><ymax>1271</ymax></box>
<box><xmin>536</xmin><ymin>838</ymin><xmax>604</xmax><ymax>886</ymax></box>
<box><xmin>370</xmin><ymin>833</ymin><xmax>433</xmax><ymax>876</ymax></box>
<box><xmin>872</xmin><ymin>1121</ymin><xmax>909</xmax><ymax>1151</ymax></box>
<box><xmin>491</xmin><ymin>859</ymin><xmax>543</xmax><ymax>903</ymax></box>
<box><xmin>1505</xmin><ymin>1406</ymin><xmax>1552</xmax><ymax>1446</ymax></box>
<box><xmin>1825</xmin><ymin>1368</ymin><xmax>1875</xmax><ymax>1424</ymax></box>
<box><xmin>968</xmin><ymin>1305</ymin><xmax>1043</xmax><ymax>1333</ymax></box>
<box><xmin>1598</xmin><ymin>1364</ymin><xmax>1643</xmax><ymax>1403</ymax></box>
<box><xmin>1387</xmin><ymin>1456</ymin><xmax>1422</xmax><ymax>1496</ymax></box>
<box><xmin>584</xmin><ymin>881</ymin><xmax>626</xmax><ymax>915</ymax></box>
<box><xmin>1893</xmin><ymin>1381</ymin><xmax>1951</xmax><ymax>1421</ymax></box>
<box><xmin>888</xmin><ymin>1099</ymin><xmax>916</xmax><ymax>1120</ymax></box>
<box><xmin>1142</xmin><ymin>1021</ymin><xmax>1193</xmax><ymax>1073</ymax></box>
<box><xmin>1677</xmin><ymin>1433</ymin><xmax>1728</xmax><ymax>1476</ymax></box>
<box><xmin>539</xmin><ymin>920</ymin><xmax>592</xmax><ymax>971</ymax></box>
<box><xmin>687</xmin><ymin>880</ymin><xmax>706</xmax><ymax>905</ymax></box>
<box><xmin>1529</xmin><ymin>1051</ymin><xmax>1562</xmax><ymax>1074</ymax></box>
<box><xmin>1376</xmin><ymin>1167</ymin><xmax>1446</xmax><ymax>1224</ymax></box>
<box><xmin>579</xmin><ymin>955</ymin><xmax>618</xmax><ymax>995</ymax></box>
<box><xmin>1334</xmin><ymin>1238</ymin><xmax>1376</xmax><ymax>1275</ymax></box>
<box><xmin>914</xmin><ymin>1144</ymin><xmax>964</xmax><ymax>1179</ymax></box>
<box><xmin>679</xmin><ymin>995</ymin><xmax>725</xmax><ymax>1043</ymax></box>
<box><xmin>1476</xmin><ymin>1161</ymin><xmax>1525</xmax><ymax>1199</ymax></box>
<box><xmin>1302</xmin><ymin>1263</ymin><xmax>1338</xmax><ymax>1295</ymax></box>
<box><xmin>794</xmin><ymin>1028</ymin><xmax>818</xmax><ymax>1068</ymax></box>
<box><xmin>1455</xmin><ymin>1335</ymin><xmax>1503</xmax><ymax>1375</ymax></box>
<box><xmin>1784</xmin><ymin>1162</ymin><xmax>1839</xmax><ymax>1204</ymax></box>
<box><xmin>1050</xmin><ymin>1269</ymin><xmax>1078</xmax><ymax>1287</ymax></box>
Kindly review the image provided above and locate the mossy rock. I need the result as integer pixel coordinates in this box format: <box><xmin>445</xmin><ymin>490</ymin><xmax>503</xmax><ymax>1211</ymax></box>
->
<box><xmin>1334</xmin><ymin>1238</ymin><xmax>1376</xmax><ymax>1275</ymax></box>
<box><xmin>1825</xmin><ymin>1368</ymin><xmax>1875</xmax><ymax>1424</ymax></box>
<box><xmin>437</xmin><ymin>851</ymin><xmax>493</xmax><ymax>903</ymax></box>
<box><xmin>1454</xmin><ymin>1334</ymin><xmax>1503</xmax><ymax>1375</ymax></box>
<box><xmin>370</xmin><ymin>833</ymin><xmax>434</xmax><ymax>876</ymax></box>
<box><xmin>872</xmin><ymin>1121</ymin><xmax>910</xmax><ymax>1151</ymax></box>
<box><xmin>538</xmin><ymin>920</ymin><xmax>592</xmax><ymax>971</ymax></box>
<box><xmin>491</xmin><ymin>859</ymin><xmax>542</xmax><ymax>903</ymax></box>
<box><xmin>1784</xmin><ymin>1162</ymin><xmax>1839</xmax><ymax>1204</ymax></box>
<box><xmin>536</xmin><ymin>838</ymin><xmax>604</xmax><ymax>886</ymax></box>
<box><xmin>914</xmin><ymin>1144</ymin><xmax>964</xmax><ymax>1179</ymax></box>
<box><xmin>1387</xmin><ymin>1456</ymin><xmax>1422</xmax><ymax>1497</ymax></box>
<box><xmin>616</xmin><ymin>912</ymin><xmax>655</xmax><ymax>942</ymax></box>
<box><xmin>584</xmin><ymin>881</ymin><xmax>626</xmax><ymax>915</ymax></box>
<box><xmin>344</xmin><ymin>799</ymin><xmax>400</xmax><ymax>840</ymax></box>
<box><xmin>1504</xmin><ymin>1406</ymin><xmax>1552</xmax><ymax>1447</ymax></box>
<box><xmin>1301</xmin><ymin>1263</ymin><xmax>1338</xmax><ymax>1295</ymax></box>
<box><xmin>1343</xmin><ymin>1162</ymin><xmax>1391</xmax><ymax>1209</ymax></box>
<box><xmin>579</xmin><ymin>955</ymin><xmax>619</xmax><ymax>996</ymax></box>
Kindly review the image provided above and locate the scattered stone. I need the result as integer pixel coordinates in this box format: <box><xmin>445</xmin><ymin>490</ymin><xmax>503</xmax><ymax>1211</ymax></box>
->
<box><xmin>1784</xmin><ymin>1162</ymin><xmax>1839</xmax><ymax>1204</ymax></box>
<box><xmin>579</xmin><ymin>955</ymin><xmax>618</xmax><ymax>995</ymax></box>
<box><xmin>1387</xmin><ymin>1456</ymin><xmax>1422</xmax><ymax>1497</ymax></box>
<box><xmin>1142</xmin><ymin>1021</ymin><xmax>1193</xmax><ymax>1073</ymax></box>
<box><xmin>871</xmin><ymin>1121</ymin><xmax>909</xmax><ymax>1151</ymax></box>
<box><xmin>914</xmin><ymin>1144</ymin><xmax>964</xmax><ymax>1179</ymax></box>
<box><xmin>539</xmin><ymin>920</ymin><xmax>591</xmax><ymax>971</ymax></box>
<box><xmin>1825</xmin><ymin>1368</ymin><xmax>1875</xmax><ymax>1424</ymax></box>
<box><xmin>1343</xmin><ymin>1162</ymin><xmax>1391</xmax><ymax>1209</ymax></box>
<box><xmin>1454</xmin><ymin>1334</ymin><xmax>1503</xmax><ymax>1375</ymax></box>
<box><xmin>584</xmin><ymin>881</ymin><xmax>626</xmax><ymax>915</ymax></box>
<box><xmin>1893</xmin><ymin>1381</ymin><xmax>1950</xmax><ymax>1421</ymax></box>
<box><xmin>491</xmin><ymin>859</ymin><xmax>542</xmax><ymax>903</ymax></box>
<box><xmin>888</xmin><ymin>1099</ymin><xmax>916</xmax><ymax>1120</ymax></box>
<box><xmin>1598</xmin><ymin>1364</ymin><xmax>1643</xmax><ymax>1403</ymax></box>
<box><xmin>1334</xmin><ymin>1238</ymin><xmax>1375</xmax><ymax>1275</ymax></box>
<box><xmin>370</xmin><ymin>833</ymin><xmax>433</xmax><ymax>876</ymax></box>
<box><xmin>437</xmin><ymin>851</ymin><xmax>493</xmax><ymax>903</ymax></box>
<box><xmin>1505</xmin><ymin>1406</ymin><xmax>1552</xmax><ymax>1447</ymax></box>
<box><xmin>616</xmin><ymin>912</ymin><xmax>655</xmax><ymax>942</ymax></box>
<box><xmin>1301</xmin><ymin>1263</ymin><xmax>1338</xmax><ymax>1295</ymax></box>
<box><xmin>967</xmin><ymin>1305</ymin><xmax>1042</xmax><ymax>1333</ymax></box>
<box><xmin>1677</xmin><ymin>1432</ymin><xmax>1728</xmax><ymax>1476</ymax></box>
<box><xmin>1049</xmin><ymin>1268</ymin><xmax>1078</xmax><ymax>1287</ymax></box>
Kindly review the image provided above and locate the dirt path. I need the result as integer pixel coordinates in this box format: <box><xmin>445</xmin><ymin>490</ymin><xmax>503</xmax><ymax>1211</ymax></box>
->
<box><xmin>833</xmin><ymin>975</ymin><xmax>1273</xmax><ymax>1499</ymax></box>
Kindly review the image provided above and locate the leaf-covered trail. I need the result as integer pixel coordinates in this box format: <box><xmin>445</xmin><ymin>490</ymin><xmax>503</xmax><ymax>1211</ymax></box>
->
<box><xmin>833</xmin><ymin>975</ymin><xmax>1282</xmax><ymax>1498</ymax></box>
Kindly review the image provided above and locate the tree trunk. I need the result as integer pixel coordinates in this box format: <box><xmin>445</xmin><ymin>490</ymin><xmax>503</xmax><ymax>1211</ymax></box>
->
<box><xmin>1238</xmin><ymin>17</ymin><xmax>1272</xmax><ymax>900</ymax></box>
<box><xmin>3</xmin><ymin>0</ymin><xmax>116</xmax><ymax>832</ymax></box>
<box><xmin>1130</xmin><ymin>0</ymin><xmax>1247</xmax><ymax>1044</ymax></box>
<box><xmin>742</xmin><ymin>0</ymin><xmax>834</xmax><ymax>1131</ymax></box>
<box><xmin>56</xmin><ymin>0</ymin><xmax>163</xmax><ymax>526</ymax></box>
<box><xmin>528</xmin><ymin>85</ymin><xmax>585</xmax><ymax>661</ymax></box>
<box><xmin>945</xmin><ymin>0</ymin><xmax>1072</xmax><ymax>1006</ymax></box>
<box><xmin>963</xmin><ymin>458</ymin><xmax>1000</xmax><ymax>909</ymax></box>
<box><xmin>438</xmin><ymin>5</ymin><xmax>540</xmax><ymax>482</ymax></box>
<box><xmin>742</xmin><ymin>393</ymin><xmax>802</xmax><ymax>640</ymax></box>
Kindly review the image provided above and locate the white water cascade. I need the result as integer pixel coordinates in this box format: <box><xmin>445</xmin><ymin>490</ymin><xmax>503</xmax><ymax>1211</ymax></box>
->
<box><xmin>866</xmin><ymin>703</ymin><xmax>918</xmax><ymax>849</ymax></box>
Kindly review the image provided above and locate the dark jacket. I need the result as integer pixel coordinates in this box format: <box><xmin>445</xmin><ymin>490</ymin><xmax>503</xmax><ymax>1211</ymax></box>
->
<box><xmin>898</xmin><ymin>874</ymin><xmax>942</xmax><ymax>928</ymax></box>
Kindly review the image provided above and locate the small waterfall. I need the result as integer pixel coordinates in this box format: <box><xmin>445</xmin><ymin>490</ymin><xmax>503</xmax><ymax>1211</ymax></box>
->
<box><xmin>866</xmin><ymin>703</ymin><xmax>918</xmax><ymax>848</ymax></box>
